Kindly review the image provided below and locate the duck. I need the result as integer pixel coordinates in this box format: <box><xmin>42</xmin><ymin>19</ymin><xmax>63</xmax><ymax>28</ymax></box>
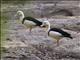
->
<box><xmin>15</xmin><ymin>10</ymin><xmax>42</xmax><ymax>33</ymax></box>
<box><xmin>41</xmin><ymin>21</ymin><xmax>73</xmax><ymax>46</ymax></box>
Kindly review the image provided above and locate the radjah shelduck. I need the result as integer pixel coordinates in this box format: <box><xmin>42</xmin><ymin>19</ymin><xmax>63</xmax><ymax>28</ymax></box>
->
<box><xmin>15</xmin><ymin>10</ymin><xmax>42</xmax><ymax>33</ymax></box>
<box><xmin>41</xmin><ymin>21</ymin><xmax>73</xmax><ymax>46</ymax></box>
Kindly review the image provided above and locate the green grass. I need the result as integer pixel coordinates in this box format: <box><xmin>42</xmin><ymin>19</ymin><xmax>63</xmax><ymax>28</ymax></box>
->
<box><xmin>0</xmin><ymin>15</ymin><xmax>9</xmax><ymax>57</ymax></box>
<box><xmin>1</xmin><ymin>16</ymin><xmax>8</xmax><ymax>44</ymax></box>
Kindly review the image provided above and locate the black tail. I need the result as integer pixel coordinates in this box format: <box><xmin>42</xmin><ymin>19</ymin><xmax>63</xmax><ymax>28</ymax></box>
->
<box><xmin>69</xmin><ymin>36</ymin><xmax>73</xmax><ymax>39</ymax></box>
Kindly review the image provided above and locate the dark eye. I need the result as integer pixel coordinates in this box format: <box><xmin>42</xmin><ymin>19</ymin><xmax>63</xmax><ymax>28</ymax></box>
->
<box><xmin>19</xmin><ymin>13</ymin><xmax>20</xmax><ymax>15</ymax></box>
<box><xmin>43</xmin><ymin>25</ymin><xmax>46</xmax><ymax>27</ymax></box>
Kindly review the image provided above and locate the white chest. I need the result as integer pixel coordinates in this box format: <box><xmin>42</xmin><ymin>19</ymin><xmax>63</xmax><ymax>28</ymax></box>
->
<box><xmin>49</xmin><ymin>31</ymin><xmax>62</xmax><ymax>40</ymax></box>
<box><xmin>24</xmin><ymin>20</ymin><xmax>36</xmax><ymax>27</ymax></box>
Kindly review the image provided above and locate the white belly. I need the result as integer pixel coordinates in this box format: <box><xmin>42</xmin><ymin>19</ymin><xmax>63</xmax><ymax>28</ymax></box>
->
<box><xmin>24</xmin><ymin>20</ymin><xmax>36</xmax><ymax>28</ymax></box>
<box><xmin>49</xmin><ymin>31</ymin><xmax>62</xmax><ymax>40</ymax></box>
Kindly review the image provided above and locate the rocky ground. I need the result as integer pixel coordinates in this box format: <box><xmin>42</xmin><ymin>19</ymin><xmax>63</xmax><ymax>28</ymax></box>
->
<box><xmin>1</xmin><ymin>17</ymin><xmax>80</xmax><ymax>60</ymax></box>
<box><xmin>1</xmin><ymin>1</ymin><xmax>80</xmax><ymax>60</ymax></box>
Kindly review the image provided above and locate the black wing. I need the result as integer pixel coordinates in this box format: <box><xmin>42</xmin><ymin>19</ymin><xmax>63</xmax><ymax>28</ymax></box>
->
<box><xmin>22</xmin><ymin>17</ymin><xmax>42</xmax><ymax>26</ymax></box>
<box><xmin>48</xmin><ymin>28</ymin><xmax>73</xmax><ymax>39</ymax></box>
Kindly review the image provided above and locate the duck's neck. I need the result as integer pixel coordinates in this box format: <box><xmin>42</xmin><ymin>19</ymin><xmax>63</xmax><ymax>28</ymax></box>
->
<box><xmin>20</xmin><ymin>13</ymin><xmax>24</xmax><ymax>21</ymax></box>
<box><xmin>46</xmin><ymin>24</ymin><xmax>50</xmax><ymax>32</ymax></box>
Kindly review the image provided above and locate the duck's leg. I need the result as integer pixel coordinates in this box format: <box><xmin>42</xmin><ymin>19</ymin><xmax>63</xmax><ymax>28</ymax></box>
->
<box><xmin>30</xmin><ymin>28</ymin><xmax>32</xmax><ymax>33</ymax></box>
<box><xmin>55</xmin><ymin>37</ymin><xmax>61</xmax><ymax>46</ymax></box>
<box><xmin>29</xmin><ymin>27</ymin><xmax>32</xmax><ymax>34</ymax></box>
<box><xmin>56</xmin><ymin>39</ymin><xmax>59</xmax><ymax>46</ymax></box>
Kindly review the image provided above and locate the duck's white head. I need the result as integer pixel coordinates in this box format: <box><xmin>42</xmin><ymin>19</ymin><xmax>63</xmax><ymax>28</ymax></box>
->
<box><xmin>16</xmin><ymin>10</ymin><xmax>24</xmax><ymax>17</ymax></box>
<box><xmin>41</xmin><ymin>21</ymin><xmax>50</xmax><ymax>27</ymax></box>
<box><xmin>41</xmin><ymin>21</ymin><xmax>50</xmax><ymax>32</ymax></box>
<box><xmin>15</xmin><ymin>10</ymin><xmax>24</xmax><ymax>21</ymax></box>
